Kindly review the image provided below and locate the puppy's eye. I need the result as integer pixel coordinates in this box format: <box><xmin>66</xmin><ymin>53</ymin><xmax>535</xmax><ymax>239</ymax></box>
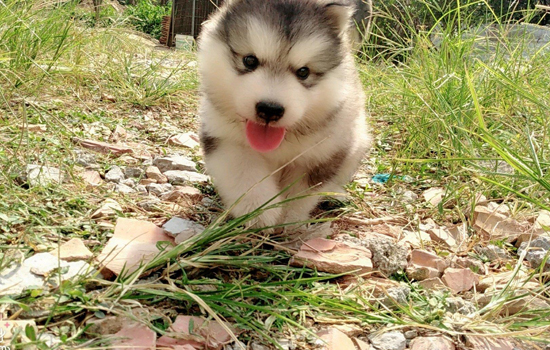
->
<box><xmin>296</xmin><ymin>67</ymin><xmax>310</xmax><ymax>80</ymax></box>
<box><xmin>243</xmin><ymin>55</ymin><xmax>259</xmax><ymax>70</ymax></box>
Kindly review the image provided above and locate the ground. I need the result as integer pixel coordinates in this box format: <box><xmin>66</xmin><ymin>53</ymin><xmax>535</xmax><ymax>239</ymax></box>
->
<box><xmin>1</xmin><ymin>3</ymin><xmax>550</xmax><ymax>350</ymax></box>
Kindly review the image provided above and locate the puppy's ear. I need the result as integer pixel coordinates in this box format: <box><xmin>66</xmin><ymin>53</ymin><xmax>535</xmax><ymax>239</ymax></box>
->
<box><xmin>324</xmin><ymin>2</ymin><xmax>355</xmax><ymax>34</ymax></box>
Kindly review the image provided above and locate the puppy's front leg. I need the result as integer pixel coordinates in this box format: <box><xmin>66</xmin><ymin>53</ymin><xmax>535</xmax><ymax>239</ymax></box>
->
<box><xmin>205</xmin><ymin>143</ymin><xmax>282</xmax><ymax>228</ymax></box>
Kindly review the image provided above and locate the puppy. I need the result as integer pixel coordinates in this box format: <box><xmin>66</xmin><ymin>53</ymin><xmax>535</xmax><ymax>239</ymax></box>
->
<box><xmin>198</xmin><ymin>0</ymin><xmax>371</xmax><ymax>228</ymax></box>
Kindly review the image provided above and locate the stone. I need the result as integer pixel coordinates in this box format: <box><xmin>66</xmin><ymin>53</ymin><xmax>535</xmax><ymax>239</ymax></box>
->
<box><xmin>146</xmin><ymin>183</ymin><xmax>173</xmax><ymax>196</ymax></box>
<box><xmin>406</xmin><ymin>265</ymin><xmax>440</xmax><ymax>281</ymax></box>
<box><xmin>317</xmin><ymin>328</ymin><xmax>356</xmax><ymax>350</ymax></box>
<box><xmin>120</xmin><ymin>178</ymin><xmax>136</xmax><ymax>187</ymax></box>
<box><xmin>382</xmin><ymin>285</ymin><xmax>410</xmax><ymax>306</ymax></box>
<box><xmin>161</xmin><ymin>186</ymin><xmax>203</xmax><ymax>203</ymax></box>
<box><xmin>476</xmin><ymin>270</ymin><xmax>533</xmax><ymax>293</ymax></box>
<box><xmin>441</xmin><ymin>268</ymin><xmax>478</xmax><ymax>293</ymax></box>
<box><xmin>400</xmin><ymin>230</ymin><xmax>432</xmax><ymax>248</ymax></box>
<box><xmin>402</xmin><ymin>190</ymin><xmax>418</xmax><ymax>203</ymax></box>
<box><xmin>157</xmin><ymin>315</ymin><xmax>235</xmax><ymax>350</ymax></box>
<box><xmin>115</xmin><ymin>183</ymin><xmax>136</xmax><ymax>194</ymax></box>
<box><xmin>135</xmin><ymin>184</ymin><xmax>148</xmax><ymax>194</ymax></box>
<box><xmin>353</xmin><ymin>338</ymin><xmax>371</xmax><ymax>350</ymax></box>
<box><xmin>26</xmin><ymin>164</ymin><xmax>64</xmax><ymax>187</ymax></box>
<box><xmin>474</xmin><ymin>245</ymin><xmax>511</xmax><ymax>260</ymax></box>
<box><xmin>290</xmin><ymin>238</ymin><xmax>373</xmax><ymax>274</ymax></box>
<box><xmin>138</xmin><ymin>197</ymin><xmax>161</xmax><ymax>211</ymax></box>
<box><xmin>473</xmin><ymin>205</ymin><xmax>526</xmax><ymax>242</ymax></box>
<box><xmin>110</xmin><ymin>323</ymin><xmax>156</xmax><ymax>350</ymax></box>
<box><xmin>369</xmin><ymin>331</ymin><xmax>406</xmax><ymax>350</ymax></box>
<box><xmin>518</xmin><ymin>236</ymin><xmax>550</xmax><ymax>270</ymax></box>
<box><xmin>163</xmin><ymin>217</ymin><xmax>205</xmax><ymax>244</ymax></box>
<box><xmin>146</xmin><ymin>165</ymin><xmax>168</xmax><ymax>183</ymax></box>
<box><xmin>49</xmin><ymin>238</ymin><xmax>93</xmax><ymax>261</ymax></box>
<box><xmin>446</xmin><ymin>297</ymin><xmax>476</xmax><ymax>315</ymax></box>
<box><xmin>165</xmin><ymin>170</ymin><xmax>210</xmax><ymax>184</ymax></box>
<box><xmin>20</xmin><ymin>123</ymin><xmax>47</xmax><ymax>133</ymax></box>
<box><xmin>169</xmin><ymin>132</ymin><xmax>201</xmax><ymax>148</ymax></box>
<box><xmin>91</xmin><ymin>199</ymin><xmax>122</xmax><ymax>219</ymax></box>
<box><xmin>27</xmin><ymin>252</ymin><xmax>69</xmax><ymax>276</ymax></box>
<box><xmin>73</xmin><ymin>137</ymin><xmax>133</xmax><ymax>156</ymax></box>
<box><xmin>105</xmin><ymin>165</ymin><xmax>125</xmax><ymax>183</ymax></box>
<box><xmin>80</xmin><ymin>170</ymin><xmax>102</xmax><ymax>186</ymax></box>
<box><xmin>465</xmin><ymin>336</ymin><xmax>516</xmax><ymax>350</ymax></box>
<box><xmin>110</xmin><ymin>125</ymin><xmax>127</xmax><ymax>140</ymax></box>
<box><xmin>404</xmin><ymin>330</ymin><xmax>417</xmax><ymax>339</ymax></box>
<box><xmin>124</xmin><ymin>167</ymin><xmax>143</xmax><ymax>178</ymax></box>
<box><xmin>410</xmin><ymin>250</ymin><xmax>447</xmax><ymax>272</ymax></box>
<box><xmin>97</xmin><ymin>218</ymin><xmax>174</xmax><ymax>276</ymax></box>
<box><xmin>427</xmin><ymin>226</ymin><xmax>458</xmax><ymax>250</ymax></box>
<box><xmin>410</xmin><ymin>336</ymin><xmax>455</xmax><ymax>350</ymax></box>
<box><xmin>360</xmin><ymin>233</ymin><xmax>408</xmax><ymax>276</ymax></box>
<box><xmin>418</xmin><ymin>277</ymin><xmax>448</xmax><ymax>290</ymax></box>
<box><xmin>153</xmin><ymin>155</ymin><xmax>196</xmax><ymax>173</ymax></box>
<box><xmin>452</xmin><ymin>256</ymin><xmax>486</xmax><ymax>275</ymax></box>
<box><xmin>251</xmin><ymin>342</ymin><xmax>270</xmax><ymax>350</ymax></box>
<box><xmin>74</xmin><ymin>149</ymin><xmax>98</xmax><ymax>168</ymax></box>
<box><xmin>139</xmin><ymin>178</ymin><xmax>158</xmax><ymax>186</ymax></box>
<box><xmin>534</xmin><ymin>210</ymin><xmax>550</xmax><ymax>232</ymax></box>
<box><xmin>422</xmin><ymin>187</ymin><xmax>445</xmax><ymax>206</ymax></box>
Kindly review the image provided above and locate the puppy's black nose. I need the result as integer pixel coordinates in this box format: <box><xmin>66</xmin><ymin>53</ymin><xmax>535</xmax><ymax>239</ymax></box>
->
<box><xmin>256</xmin><ymin>101</ymin><xmax>285</xmax><ymax>123</ymax></box>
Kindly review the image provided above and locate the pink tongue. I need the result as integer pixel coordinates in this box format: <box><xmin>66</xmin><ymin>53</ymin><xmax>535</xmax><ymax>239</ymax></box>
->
<box><xmin>245</xmin><ymin>120</ymin><xmax>286</xmax><ymax>152</ymax></box>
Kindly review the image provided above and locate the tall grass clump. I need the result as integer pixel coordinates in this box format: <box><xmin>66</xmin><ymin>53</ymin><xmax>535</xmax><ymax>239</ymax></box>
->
<box><xmin>125</xmin><ymin>0</ymin><xmax>171</xmax><ymax>39</ymax></box>
<box><xmin>360</xmin><ymin>0</ymin><xmax>550</xmax><ymax>211</ymax></box>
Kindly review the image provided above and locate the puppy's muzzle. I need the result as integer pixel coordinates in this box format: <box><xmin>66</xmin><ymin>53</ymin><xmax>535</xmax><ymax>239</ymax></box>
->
<box><xmin>256</xmin><ymin>101</ymin><xmax>285</xmax><ymax>123</ymax></box>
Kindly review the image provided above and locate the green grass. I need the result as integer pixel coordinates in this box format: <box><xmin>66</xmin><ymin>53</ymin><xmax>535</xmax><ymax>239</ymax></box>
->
<box><xmin>1</xmin><ymin>0</ymin><xmax>550</xmax><ymax>349</ymax></box>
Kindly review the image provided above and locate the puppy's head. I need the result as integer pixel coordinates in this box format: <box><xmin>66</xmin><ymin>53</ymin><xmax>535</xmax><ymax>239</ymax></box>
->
<box><xmin>198</xmin><ymin>0</ymin><xmax>355</xmax><ymax>152</ymax></box>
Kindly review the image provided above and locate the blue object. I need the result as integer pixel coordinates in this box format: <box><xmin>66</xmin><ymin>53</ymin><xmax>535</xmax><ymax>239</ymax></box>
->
<box><xmin>372</xmin><ymin>173</ymin><xmax>391</xmax><ymax>184</ymax></box>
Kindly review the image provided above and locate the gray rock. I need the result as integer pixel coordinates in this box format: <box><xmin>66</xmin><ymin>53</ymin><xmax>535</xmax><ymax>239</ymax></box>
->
<box><xmin>146</xmin><ymin>183</ymin><xmax>173</xmax><ymax>196</ymax></box>
<box><xmin>446</xmin><ymin>297</ymin><xmax>476</xmax><ymax>315</ymax></box>
<box><xmin>369</xmin><ymin>331</ymin><xmax>406</xmax><ymax>350</ymax></box>
<box><xmin>475</xmin><ymin>244</ymin><xmax>510</xmax><ymax>260</ymax></box>
<box><xmin>382</xmin><ymin>285</ymin><xmax>410</xmax><ymax>307</ymax></box>
<box><xmin>63</xmin><ymin>260</ymin><xmax>93</xmax><ymax>280</ymax></box>
<box><xmin>26</xmin><ymin>165</ymin><xmax>64</xmax><ymax>187</ymax></box>
<box><xmin>404</xmin><ymin>330</ymin><xmax>417</xmax><ymax>339</ymax></box>
<box><xmin>138</xmin><ymin>197</ymin><xmax>161</xmax><ymax>211</ymax></box>
<box><xmin>125</xmin><ymin>167</ymin><xmax>144</xmax><ymax>178</ymax></box>
<box><xmin>250</xmin><ymin>342</ymin><xmax>270</xmax><ymax>350</ymax></box>
<box><xmin>276</xmin><ymin>339</ymin><xmax>295</xmax><ymax>350</ymax></box>
<box><xmin>163</xmin><ymin>217</ymin><xmax>205</xmax><ymax>243</ymax></box>
<box><xmin>115</xmin><ymin>183</ymin><xmax>136</xmax><ymax>194</ymax></box>
<box><xmin>165</xmin><ymin>170</ymin><xmax>210</xmax><ymax>184</ymax></box>
<box><xmin>105</xmin><ymin>166</ymin><xmax>125</xmax><ymax>183</ymax></box>
<box><xmin>135</xmin><ymin>185</ymin><xmax>148</xmax><ymax>195</ymax></box>
<box><xmin>518</xmin><ymin>236</ymin><xmax>550</xmax><ymax>270</ymax></box>
<box><xmin>402</xmin><ymin>190</ymin><xmax>418</xmax><ymax>203</ymax></box>
<box><xmin>27</xmin><ymin>253</ymin><xmax>68</xmax><ymax>276</ymax></box>
<box><xmin>153</xmin><ymin>155</ymin><xmax>196</xmax><ymax>173</ymax></box>
<box><xmin>74</xmin><ymin>149</ymin><xmax>98</xmax><ymax>168</ymax></box>
<box><xmin>120</xmin><ymin>178</ymin><xmax>136</xmax><ymax>187</ymax></box>
<box><xmin>361</xmin><ymin>234</ymin><xmax>408</xmax><ymax>275</ymax></box>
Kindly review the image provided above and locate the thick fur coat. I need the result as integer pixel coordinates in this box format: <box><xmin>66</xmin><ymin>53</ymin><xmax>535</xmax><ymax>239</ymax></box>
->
<box><xmin>198</xmin><ymin>0</ymin><xmax>371</xmax><ymax>228</ymax></box>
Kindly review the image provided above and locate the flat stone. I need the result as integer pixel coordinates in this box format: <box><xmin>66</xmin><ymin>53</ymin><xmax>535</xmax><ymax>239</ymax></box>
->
<box><xmin>465</xmin><ymin>336</ymin><xmax>516</xmax><ymax>350</ymax></box>
<box><xmin>410</xmin><ymin>249</ymin><xmax>447</xmax><ymax>272</ymax></box>
<box><xmin>153</xmin><ymin>155</ymin><xmax>196</xmax><ymax>173</ymax></box>
<box><xmin>146</xmin><ymin>165</ymin><xmax>168</xmax><ymax>183</ymax></box>
<box><xmin>442</xmin><ymin>268</ymin><xmax>478</xmax><ymax>293</ymax></box>
<box><xmin>28</xmin><ymin>252</ymin><xmax>68</xmax><ymax>276</ymax></box>
<box><xmin>98</xmin><ymin>218</ymin><xmax>174</xmax><ymax>276</ymax></box>
<box><xmin>406</xmin><ymin>265</ymin><xmax>440</xmax><ymax>281</ymax></box>
<box><xmin>147</xmin><ymin>183</ymin><xmax>173</xmax><ymax>196</ymax></box>
<box><xmin>74</xmin><ymin>149</ymin><xmax>98</xmax><ymax>168</ymax></box>
<box><xmin>417</xmin><ymin>277</ymin><xmax>448</xmax><ymax>290</ymax></box>
<box><xmin>518</xmin><ymin>236</ymin><xmax>550</xmax><ymax>270</ymax></box>
<box><xmin>427</xmin><ymin>226</ymin><xmax>458</xmax><ymax>249</ymax></box>
<box><xmin>317</xmin><ymin>328</ymin><xmax>356</xmax><ymax>350</ymax></box>
<box><xmin>26</xmin><ymin>164</ymin><xmax>64</xmax><ymax>187</ymax></box>
<box><xmin>369</xmin><ymin>331</ymin><xmax>406</xmax><ymax>350</ymax></box>
<box><xmin>452</xmin><ymin>256</ymin><xmax>486</xmax><ymax>275</ymax></box>
<box><xmin>446</xmin><ymin>297</ymin><xmax>476</xmax><ymax>315</ymax></box>
<box><xmin>534</xmin><ymin>210</ymin><xmax>550</xmax><ymax>232</ymax></box>
<box><xmin>410</xmin><ymin>336</ymin><xmax>455</xmax><ymax>350</ymax></box>
<box><xmin>400</xmin><ymin>230</ymin><xmax>432</xmax><ymax>248</ymax></box>
<box><xmin>353</xmin><ymin>338</ymin><xmax>371</xmax><ymax>350</ymax></box>
<box><xmin>473</xmin><ymin>205</ymin><xmax>526</xmax><ymax>242</ymax></box>
<box><xmin>124</xmin><ymin>167</ymin><xmax>143</xmax><ymax>178</ymax></box>
<box><xmin>381</xmin><ymin>285</ymin><xmax>410</xmax><ymax>306</ymax></box>
<box><xmin>138</xmin><ymin>197</ymin><xmax>162</xmax><ymax>211</ymax></box>
<box><xmin>163</xmin><ymin>217</ymin><xmax>205</xmax><ymax>244</ymax></box>
<box><xmin>91</xmin><ymin>199</ymin><xmax>122</xmax><ymax>219</ymax></box>
<box><xmin>290</xmin><ymin>238</ymin><xmax>373</xmax><ymax>274</ymax></box>
<box><xmin>115</xmin><ymin>183</ymin><xmax>136</xmax><ymax>194</ymax></box>
<box><xmin>49</xmin><ymin>238</ymin><xmax>93</xmax><ymax>261</ymax></box>
<box><xmin>110</xmin><ymin>323</ymin><xmax>156</xmax><ymax>350</ymax></box>
<box><xmin>80</xmin><ymin>170</ymin><xmax>102</xmax><ymax>186</ymax></box>
<box><xmin>422</xmin><ymin>187</ymin><xmax>445</xmax><ymax>206</ymax></box>
<box><xmin>139</xmin><ymin>178</ymin><xmax>158</xmax><ymax>186</ymax></box>
<box><xmin>105</xmin><ymin>165</ymin><xmax>125</xmax><ymax>183</ymax></box>
<box><xmin>161</xmin><ymin>186</ymin><xmax>203</xmax><ymax>203</ymax></box>
<box><xmin>168</xmin><ymin>132</ymin><xmax>200</xmax><ymax>148</ymax></box>
<box><xmin>165</xmin><ymin>170</ymin><xmax>210</xmax><ymax>184</ymax></box>
<box><xmin>158</xmin><ymin>315</ymin><xmax>234</xmax><ymax>350</ymax></box>
<box><xmin>73</xmin><ymin>137</ymin><xmax>133</xmax><ymax>156</ymax></box>
<box><xmin>474</xmin><ymin>245</ymin><xmax>510</xmax><ymax>260</ymax></box>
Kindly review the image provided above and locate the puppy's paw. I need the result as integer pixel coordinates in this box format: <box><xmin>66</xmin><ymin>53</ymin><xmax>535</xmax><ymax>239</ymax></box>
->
<box><xmin>249</xmin><ymin>207</ymin><xmax>283</xmax><ymax>232</ymax></box>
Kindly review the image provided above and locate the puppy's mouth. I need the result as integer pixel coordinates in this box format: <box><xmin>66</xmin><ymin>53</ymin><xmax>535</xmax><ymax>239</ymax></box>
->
<box><xmin>245</xmin><ymin>120</ymin><xmax>286</xmax><ymax>153</ymax></box>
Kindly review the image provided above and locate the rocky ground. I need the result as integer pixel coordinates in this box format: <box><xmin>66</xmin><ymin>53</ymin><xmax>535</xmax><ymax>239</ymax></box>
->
<box><xmin>1</xmin><ymin>32</ymin><xmax>550</xmax><ymax>350</ymax></box>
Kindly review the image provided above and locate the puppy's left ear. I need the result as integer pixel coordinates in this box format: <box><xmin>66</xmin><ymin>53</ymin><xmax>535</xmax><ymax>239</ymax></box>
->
<box><xmin>325</xmin><ymin>1</ymin><xmax>355</xmax><ymax>34</ymax></box>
